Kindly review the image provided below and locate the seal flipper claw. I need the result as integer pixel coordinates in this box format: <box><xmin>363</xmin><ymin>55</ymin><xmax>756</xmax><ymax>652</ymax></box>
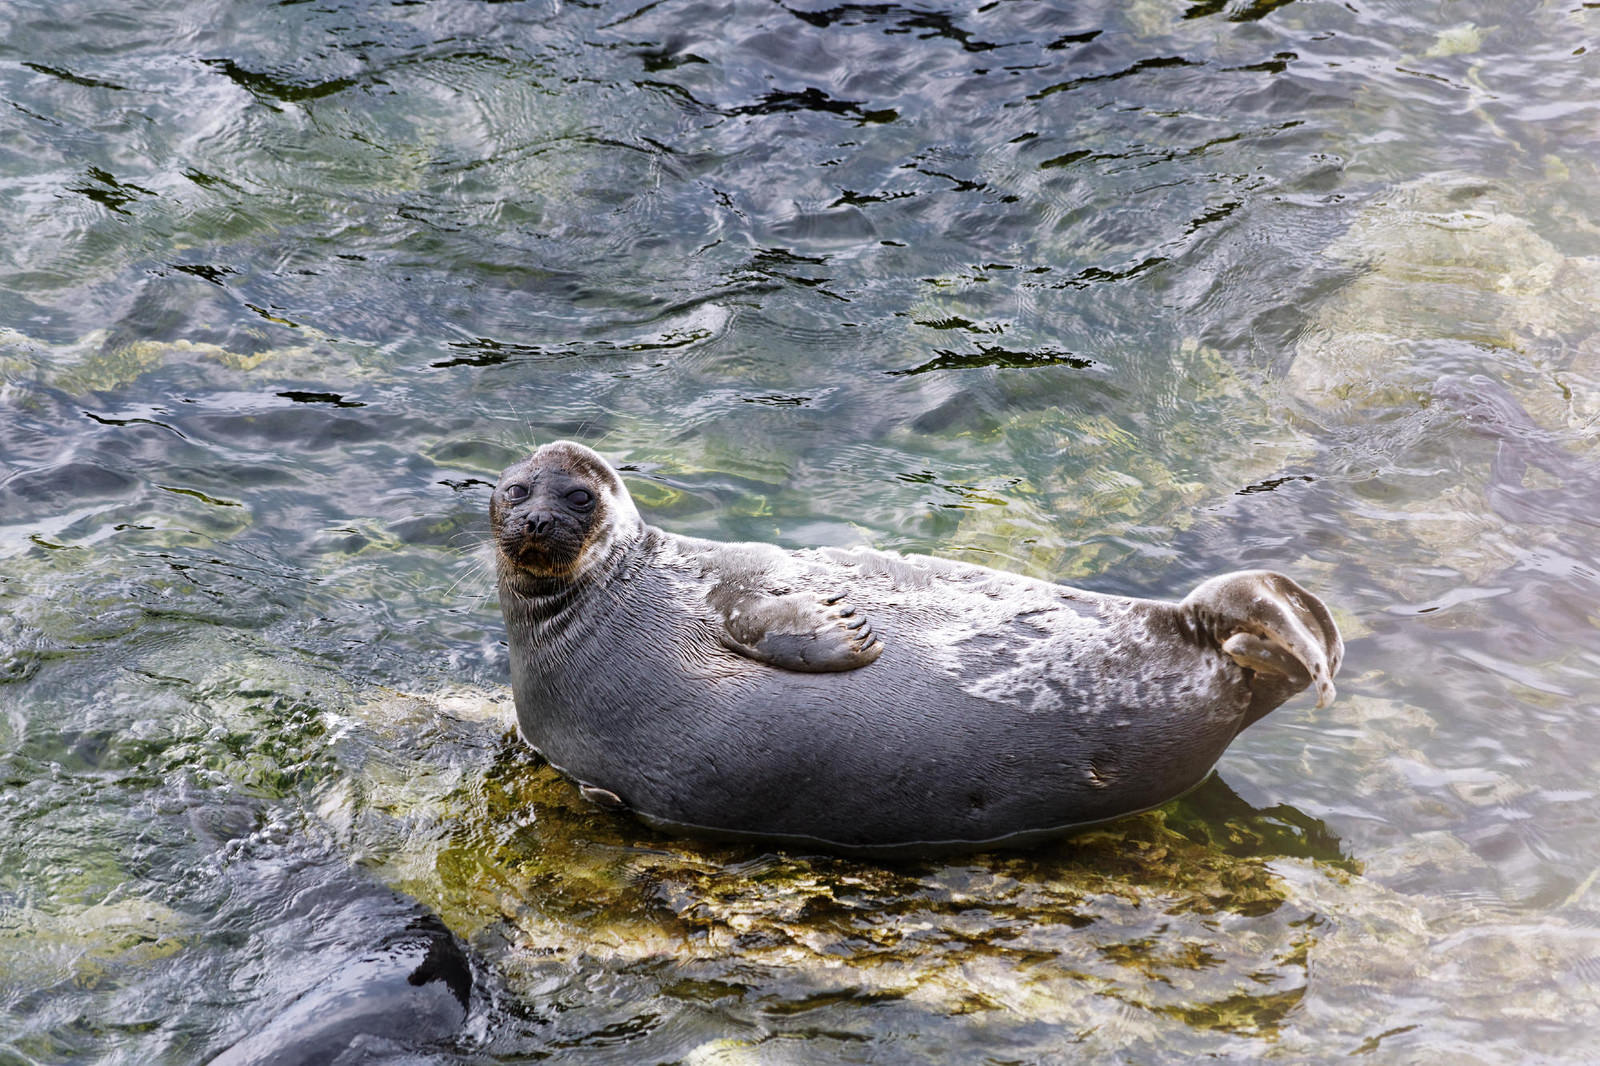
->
<box><xmin>1184</xmin><ymin>570</ymin><xmax>1343</xmax><ymax>711</ymax></box>
<box><xmin>711</xmin><ymin>587</ymin><xmax>884</xmax><ymax>673</ymax></box>
<box><xmin>578</xmin><ymin>783</ymin><xmax>626</xmax><ymax>810</ymax></box>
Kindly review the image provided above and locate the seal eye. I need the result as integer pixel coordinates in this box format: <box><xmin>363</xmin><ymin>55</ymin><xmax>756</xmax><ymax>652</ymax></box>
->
<box><xmin>566</xmin><ymin>488</ymin><xmax>594</xmax><ymax>508</ymax></box>
<box><xmin>503</xmin><ymin>483</ymin><xmax>529</xmax><ymax>503</ymax></box>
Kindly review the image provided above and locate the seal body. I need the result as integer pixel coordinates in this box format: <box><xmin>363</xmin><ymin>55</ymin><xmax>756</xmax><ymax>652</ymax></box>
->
<box><xmin>493</xmin><ymin>442</ymin><xmax>1343</xmax><ymax>855</ymax></box>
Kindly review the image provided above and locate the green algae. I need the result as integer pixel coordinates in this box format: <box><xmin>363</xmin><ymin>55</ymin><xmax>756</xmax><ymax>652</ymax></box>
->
<box><xmin>0</xmin><ymin>898</ymin><xmax>188</xmax><ymax>995</ymax></box>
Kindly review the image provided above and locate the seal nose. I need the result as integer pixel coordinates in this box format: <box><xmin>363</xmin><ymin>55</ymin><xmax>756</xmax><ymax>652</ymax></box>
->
<box><xmin>524</xmin><ymin>512</ymin><xmax>554</xmax><ymax>540</ymax></box>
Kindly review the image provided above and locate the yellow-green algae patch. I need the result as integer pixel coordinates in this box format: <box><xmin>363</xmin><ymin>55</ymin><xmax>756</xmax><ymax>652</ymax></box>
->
<box><xmin>0</xmin><ymin>898</ymin><xmax>187</xmax><ymax>995</ymax></box>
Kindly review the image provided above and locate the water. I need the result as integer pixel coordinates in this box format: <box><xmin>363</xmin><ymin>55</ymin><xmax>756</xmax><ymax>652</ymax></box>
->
<box><xmin>3</xmin><ymin>0</ymin><xmax>1599</xmax><ymax>1061</ymax></box>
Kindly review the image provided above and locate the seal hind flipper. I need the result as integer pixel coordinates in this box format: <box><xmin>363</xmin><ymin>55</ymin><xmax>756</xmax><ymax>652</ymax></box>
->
<box><xmin>1183</xmin><ymin>570</ymin><xmax>1344</xmax><ymax>709</ymax></box>
<box><xmin>710</xmin><ymin>586</ymin><xmax>884</xmax><ymax>672</ymax></box>
<box><xmin>1222</xmin><ymin>632</ymin><xmax>1312</xmax><ymax>685</ymax></box>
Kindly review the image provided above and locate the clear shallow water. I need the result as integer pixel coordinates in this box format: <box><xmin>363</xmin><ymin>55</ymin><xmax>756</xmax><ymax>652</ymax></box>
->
<box><xmin>2</xmin><ymin>0</ymin><xmax>1599</xmax><ymax>1062</ymax></box>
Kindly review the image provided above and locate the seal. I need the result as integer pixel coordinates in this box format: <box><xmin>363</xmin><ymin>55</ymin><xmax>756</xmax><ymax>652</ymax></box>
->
<box><xmin>492</xmin><ymin>441</ymin><xmax>1343</xmax><ymax>855</ymax></box>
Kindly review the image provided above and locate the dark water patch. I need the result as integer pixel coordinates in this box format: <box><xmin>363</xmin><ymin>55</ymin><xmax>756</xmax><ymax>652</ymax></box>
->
<box><xmin>22</xmin><ymin>62</ymin><xmax>128</xmax><ymax>91</ymax></box>
<box><xmin>82</xmin><ymin>408</ymin><xmax>185</xmax><ymax>435</ymax></box>
<box><xmin>742</xmin><ymin>393</ymin><xmax>812</xmax><ymax>406</ymax></box>
<box><xmin>200</xmin><ymin>57</ymin><xmax>360</xmax><ymax>107</ymax></box>
<box><xmin>890</xmin><ymin>343</ymin><xmax>1095</xmax><ymax>376</ymax></box>
<box><xmin>1238</xmin><ymin>474</ymin><xmax>1316</xmax><ymax>495</ymax></box>
<box><xmin>1224</xmin><ymin>51</ymin><xmax>1299</xmax><ymax>74</ymax></box>
<box><xmin>912</xmin><ymin>314</ymin><xmax>997</xmax><ymax>332</ymax></box>
<box><xmin>777</xmin><ymin>2</ymin><xmax>1009</xmax><ymax>55</ymax></box>
<box><xmin>1041</xmin><ymin>148</ymin><xmax>1094</xmax><ymax>169</ymax></box>
<box><xmin>894</xmin><ymin>469</ymin><xmax>1019</xmax><ymax>510</ymax></box>
<box><xmin>276</xmin><ymin>389</ymin><xmax>365</xmax><ymax>408</ymax></box>
<box><xmin>66</xmin><ymin>165</ymin><xmax>157</xmax><ymax>216</ymax></box>
<box><xmin>1183</xmin><ymin>0</ymin><xmax>1302</xmax><ymax>23</ymax></box>
<box><xmin>1028</xmin><ymin>55</ymin><xmax>1202</xmax><ymax>101</ymax></box>
<box><xmin>169</xmin><ymin>263</ymin><xmax>238</xmax><ymax>287</ymax></box>
<box><xmin>731</xmin><ymin>85</ymin><xmax>897</xmax><ymax>126</ymax></box>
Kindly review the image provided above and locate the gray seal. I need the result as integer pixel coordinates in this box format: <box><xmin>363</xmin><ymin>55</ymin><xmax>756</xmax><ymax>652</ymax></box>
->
<box><xmin>492</xmin><ymin>441</ymin><xmax>1343</xmax><ymax>855</ymax></box>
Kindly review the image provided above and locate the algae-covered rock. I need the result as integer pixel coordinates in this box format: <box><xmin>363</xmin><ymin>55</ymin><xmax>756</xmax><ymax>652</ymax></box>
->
<box><xmin>44</xmin><ymin>331</ymin><xmax>311</xmax><ymax>396</ymax></box>
<box><xmin>1279</xmin><ymin>178</ymin><xmax>1600</xmax><ymax>601</ymax></box>
<box><xmin>1424</xmin><ymin>23</ymin><xmax>1484</xmax><ymax>59</ymax></box>
<box><xmin>340</xmin><ymin>686</ymin><xmax>1356</xmax><ymax>1040</ymax></box>
<box><xmin>0</xmin><ymin>897</ymin><xmax>187</xmax><ymax>994</ymax></box>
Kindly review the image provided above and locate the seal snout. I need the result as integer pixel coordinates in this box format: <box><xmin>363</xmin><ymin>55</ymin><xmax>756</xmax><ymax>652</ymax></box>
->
<box><xmin>506</xmin><ymin>510</ymin><xmax>574</xmax><ymax>569</ymax></box>
<box><xmin>521</xmin><ymin>511</ymin><xmax>556</xmax><ymax>540</ymax></box>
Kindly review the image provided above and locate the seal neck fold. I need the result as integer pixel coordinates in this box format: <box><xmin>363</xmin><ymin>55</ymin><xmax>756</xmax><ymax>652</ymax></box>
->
<box><xmin>496</xmin><ymin>526</ymin><xmax>654</xmax><ymax>651</ymax></box>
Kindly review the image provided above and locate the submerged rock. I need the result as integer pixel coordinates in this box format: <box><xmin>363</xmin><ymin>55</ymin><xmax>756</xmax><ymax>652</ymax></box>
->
<box><xmin>353</xmin><ymin>688</ymin><xmax>1352</xmax><ymax>1043</ymax></box>
<box><xmin>1288</xmin><ymin>177</ymin><xmax>1600</xmax><ymax>416</ymax></box>
<box><xmin>207</xmin><ymin>913</ymin><xmax>471</xmax><ymax>1066</ymax></box>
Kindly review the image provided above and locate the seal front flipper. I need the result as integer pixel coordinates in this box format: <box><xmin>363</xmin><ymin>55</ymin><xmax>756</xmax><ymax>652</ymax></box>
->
<box><xmin>1182</xmin><ymin>570</ymin><xmax>1344</xmax><ymax>709</ymax></box>
<box><xmin>709</xmin><ymin>585</ymin><xmax>884</xmax><ymax>672</ymax></box>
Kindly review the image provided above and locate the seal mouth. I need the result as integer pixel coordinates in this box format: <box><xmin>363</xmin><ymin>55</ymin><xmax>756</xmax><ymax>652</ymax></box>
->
<box><xmin>497</xmin><ymin>524</ymin><xmax>586</xmax><ymax>578</ymax></box>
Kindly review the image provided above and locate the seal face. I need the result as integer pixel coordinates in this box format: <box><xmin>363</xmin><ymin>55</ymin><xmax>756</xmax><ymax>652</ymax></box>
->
<box><xmin>493</xmin><ymin>441</ymin><xmax>1344</xmax><ymax>856</ymax></box>
<box><xmin>491</xmin><ymin>444</ymin><xmax>642</xmax><ymax>582</ymax></box>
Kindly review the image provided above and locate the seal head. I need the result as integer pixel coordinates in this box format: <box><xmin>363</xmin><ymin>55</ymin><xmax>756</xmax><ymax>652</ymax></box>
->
<box><xmin>491</xmin><ymin>441</ymin><xmax>643</xmax><ymax>586</ymax></box>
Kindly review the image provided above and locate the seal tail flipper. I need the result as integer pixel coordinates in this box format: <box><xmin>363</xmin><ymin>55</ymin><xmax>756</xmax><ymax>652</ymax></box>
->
<box><xmin>1184</xmin><ymin>570</ymin><xmax>1344</xmax><ymax>710</ymax></box>
<box><xmin>1222</xmin><ymin>631</ymin><xmax>1332</xmax><ymax>706</ymax></box>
